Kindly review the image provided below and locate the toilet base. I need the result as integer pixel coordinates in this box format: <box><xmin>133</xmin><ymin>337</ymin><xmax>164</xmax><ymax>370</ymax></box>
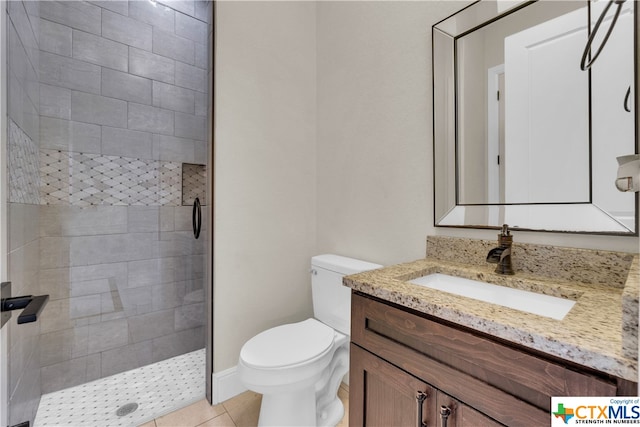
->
<box><xmin>316</xmin><ymin>343</ymin><xmax>349</xmax><ymax>426</ymax></box>
<box><xmin>239</xmin><ymin>326</ymin><xmax>350</xmax><ymax>427</ymax></box>
<box><xmin>258</xmin><ymin>388</ymin><xmax>316</xmax><ymax>427</ymax></box>
<box><xmin>316</xmin><ymin>396</ymin><xmax>344</xmax><ymax>427</ymax></box>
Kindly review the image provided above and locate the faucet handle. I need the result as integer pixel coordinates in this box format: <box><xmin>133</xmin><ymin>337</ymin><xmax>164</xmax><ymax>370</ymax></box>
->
<box><xmin>498</xmin><ymin>224</ymin><xmax>513</xmax><ymax>248</ymax></box>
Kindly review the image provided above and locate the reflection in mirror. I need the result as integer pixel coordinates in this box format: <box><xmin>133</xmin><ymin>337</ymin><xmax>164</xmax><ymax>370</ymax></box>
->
<box><xmin>457</xmin><ymin>2</ymin><xmax>588</xmax><ymax>204</ymax></box>
<box><xmin>433</xmin><ymin>0</ymin><xmax>637</xmax><ymax>234</ymax></box>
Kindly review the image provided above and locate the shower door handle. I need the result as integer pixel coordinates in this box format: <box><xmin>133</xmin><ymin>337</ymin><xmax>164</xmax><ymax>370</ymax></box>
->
<box><xmin>624</xmin><ymin>86</ymin><xmax>632</xmax><ymax>112</ymax></box>
<box><xmin>192</xmin><ymin>197</ymin><xmax>202</xmax><ymax>239</ymax></box>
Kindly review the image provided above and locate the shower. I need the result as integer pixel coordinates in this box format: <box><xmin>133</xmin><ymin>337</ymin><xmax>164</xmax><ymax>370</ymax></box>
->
<box><xmin>2</xmin><ymin>1</ymin><xmax>213</xmax><ymax>425</ymax></box>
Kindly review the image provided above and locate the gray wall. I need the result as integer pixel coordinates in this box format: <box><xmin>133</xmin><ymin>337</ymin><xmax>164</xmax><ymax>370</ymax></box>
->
<box><xmin>6</xmin><ymin>1</ymin><xmax>41</xmax><ymax>425</ymax></box>
<box><xmin>33</xmin><ymin>0</ymin><xmax>211</xmax><ymax>395</ymax></box>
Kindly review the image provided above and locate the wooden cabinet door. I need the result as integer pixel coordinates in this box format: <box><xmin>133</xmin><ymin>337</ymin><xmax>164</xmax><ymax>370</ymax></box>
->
<box><xmin>436</xmin><ymin>392</ymin><xmax>504</xmax><ymax>427</ymax></box>
<box><xmin>350</xmin><ymin>344</ymin><xmax>437</xmax><ymax>427</ymax></box>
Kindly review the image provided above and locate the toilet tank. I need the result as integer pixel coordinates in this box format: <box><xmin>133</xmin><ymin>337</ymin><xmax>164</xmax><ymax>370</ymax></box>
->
<box><xmin>311</xmin><ymin>254</ymin><xmax>382</xmax><ymax>335</ymax></box>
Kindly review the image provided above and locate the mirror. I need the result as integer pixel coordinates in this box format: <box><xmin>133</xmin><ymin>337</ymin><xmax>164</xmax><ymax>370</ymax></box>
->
<box><xmin>433</xmin><ymin>0</ymin><xmax>638</xmax><ymax>234</ymax></box>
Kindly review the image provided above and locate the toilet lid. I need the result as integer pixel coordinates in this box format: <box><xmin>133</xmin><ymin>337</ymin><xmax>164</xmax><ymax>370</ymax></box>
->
<box><xmin>240</xmin><ymin>319</ymin><xmax>335</xmax><ymax>369</ymax></box>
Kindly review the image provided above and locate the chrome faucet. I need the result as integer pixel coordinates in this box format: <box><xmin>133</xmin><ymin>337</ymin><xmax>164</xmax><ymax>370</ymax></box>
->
<box><xmin>486</xmin><ymin>224</ymin><xmax>514</xmax><ymax>275</ymax></box>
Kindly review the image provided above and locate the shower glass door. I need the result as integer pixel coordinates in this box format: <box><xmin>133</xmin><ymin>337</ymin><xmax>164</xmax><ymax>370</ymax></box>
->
<box><xmin>3</xmin><ymin>1</ymin><xmax>212</xmax><ymax>425</ymax></box>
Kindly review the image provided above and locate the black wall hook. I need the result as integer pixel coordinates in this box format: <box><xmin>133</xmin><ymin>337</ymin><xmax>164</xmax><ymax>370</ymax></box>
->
<box><xmin>580</xmin><ymin>0</ymin><xmax>627</xmax><ymax>71</ymax></box>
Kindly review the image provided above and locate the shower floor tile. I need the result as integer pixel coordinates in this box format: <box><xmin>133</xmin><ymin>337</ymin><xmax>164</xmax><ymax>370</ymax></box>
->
<box><xmin>34</xmin><ymin>349</ymin><xmax>206</xmax><ymax>427</ymax></box>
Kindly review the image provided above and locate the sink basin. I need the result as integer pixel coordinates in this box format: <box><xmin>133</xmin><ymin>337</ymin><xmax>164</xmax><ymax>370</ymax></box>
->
<box><xmin>409</xmin><ymin>273</ymin><xmax>576</xmax><ymax>320</ymax></box>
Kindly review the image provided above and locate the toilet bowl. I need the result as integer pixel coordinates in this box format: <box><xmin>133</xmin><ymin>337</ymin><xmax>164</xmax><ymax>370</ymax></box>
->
<box><xmin>239</xmin><ymin>319</ymin><xmax>348</xmax><ymax>426</ymax></box>
<box><xmin>237</xmin><ymin>254</ymin><xmax>382</xmax><ymax>427</ymax></box>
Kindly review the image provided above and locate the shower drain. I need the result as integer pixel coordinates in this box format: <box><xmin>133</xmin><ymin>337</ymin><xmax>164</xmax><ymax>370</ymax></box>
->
<box><xmin>116</xmin><ymin>402</ymin><xmax>139</xmax><ymax>417</ymax></box>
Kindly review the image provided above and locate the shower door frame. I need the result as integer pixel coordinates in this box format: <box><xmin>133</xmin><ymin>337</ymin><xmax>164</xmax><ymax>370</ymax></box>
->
<box><xmin>206</xmin><ymin>0</ymin><xmax>216</xmax><ymax>405</ymax></box>
<box><xmin>0</xmin><ymin>0</ymin><xmax>9</xmax><ymax>424</ymax></box>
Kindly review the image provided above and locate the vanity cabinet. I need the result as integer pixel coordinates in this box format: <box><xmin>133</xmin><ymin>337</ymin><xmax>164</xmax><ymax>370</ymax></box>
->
<box><xmin>350</xmin><ymin>344</ymin><xmax>435</xmax><ymax>426</ymax></box>
<box><xmin>349</xmin><ymin>292</ymin><xmax>636</xmax><ymax>427</ymax></box>
<box><xmin>351</xmin><ymin>344</ymin><xmax>502</xmax><ymax>427</ymax></box>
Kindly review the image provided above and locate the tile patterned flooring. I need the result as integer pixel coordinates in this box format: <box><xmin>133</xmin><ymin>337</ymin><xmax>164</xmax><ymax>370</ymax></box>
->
<box><xmin>139</xmin><ymin>384</ymin><xmax>350</xmax><ymax>427</ymax></box>
<box><xmin>34</xmin><ymin>345</ymin><xmax>349</xmax><ymax>427</ymax></box>
<box><xmin>34</xmin><ymin>349</ymin><xmax>206</xmax><ymax>427</ymax></box>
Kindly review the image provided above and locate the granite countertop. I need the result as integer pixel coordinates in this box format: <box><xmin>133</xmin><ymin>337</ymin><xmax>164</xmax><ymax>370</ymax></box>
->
<box><xmin>344</xmin><ymin>253</ymin><xmax>639</xmax><ymax>382</ymax></box>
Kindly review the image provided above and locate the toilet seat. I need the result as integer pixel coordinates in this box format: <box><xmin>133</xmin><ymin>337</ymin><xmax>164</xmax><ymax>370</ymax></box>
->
<box><xmin>240</xmin><ymin>319</ymin><xmax>335</xmax><ymax>369</ymax></box>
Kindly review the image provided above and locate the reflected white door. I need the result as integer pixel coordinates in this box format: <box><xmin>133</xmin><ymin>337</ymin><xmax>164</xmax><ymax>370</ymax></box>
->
<box><xmin>504</xmin><ymin>6</ymin><xmax>590</xmax><ymax>203</ymax></box>
<box><xmin>487</xmin><ymin>64</ymin><xmax>503</xmax><ymax>205</ymax></box>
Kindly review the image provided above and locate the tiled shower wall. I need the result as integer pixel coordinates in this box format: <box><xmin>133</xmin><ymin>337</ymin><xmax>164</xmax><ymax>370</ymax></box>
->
<box><xmin>6</xmin><ymin>1</ymin><xmax>42</xmax><ymax>426</ymax></box>
<box><xmin>33</xmin><ymin>0</ymin><xmax>210</xmax><ymax>394</ymax></box>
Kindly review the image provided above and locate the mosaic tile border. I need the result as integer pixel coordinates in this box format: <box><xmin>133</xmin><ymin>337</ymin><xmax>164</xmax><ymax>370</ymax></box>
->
<box><xmin>8</xmin><ymin>119</ymin><xmax>40</xmax><ymax>205</ymax></box>
<box><xmin>40</xmin><ymin>149</ymin><xmax>182</xmax><ymax>207</ymax></box>
<box><xmin>9</xmin><ymin>125</ymin><xmax>204</xmax><ymax>208</ymax></box>
<box><xmin>182</xmin><ymin>163</ymin><xmax>207</xmax><ymax>206</ymax></box>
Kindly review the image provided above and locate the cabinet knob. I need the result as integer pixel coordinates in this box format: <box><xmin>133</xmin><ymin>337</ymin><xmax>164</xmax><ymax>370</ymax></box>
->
<box><xmin>416</xmin><ymin>391</ymin><xmax>428</xmax><ymax>427</ymax></box>
<box><xmin>440</xmin><ymin>405</ymin><xmax>452</xmax><ymax>427</ymax></box>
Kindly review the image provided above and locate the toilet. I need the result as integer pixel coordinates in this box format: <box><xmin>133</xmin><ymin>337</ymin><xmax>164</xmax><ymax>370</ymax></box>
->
<box><xmin>238</xmin><ymin>254</ymin><xmax>382</xmax><ymax>427</ymax></box>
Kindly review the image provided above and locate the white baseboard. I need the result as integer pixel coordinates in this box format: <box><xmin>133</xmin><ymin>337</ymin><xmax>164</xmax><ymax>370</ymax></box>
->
<box><xmin>211</xmin><ymin>366</ymin><xmax>247</xmax><ymax>404</ymax></box>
